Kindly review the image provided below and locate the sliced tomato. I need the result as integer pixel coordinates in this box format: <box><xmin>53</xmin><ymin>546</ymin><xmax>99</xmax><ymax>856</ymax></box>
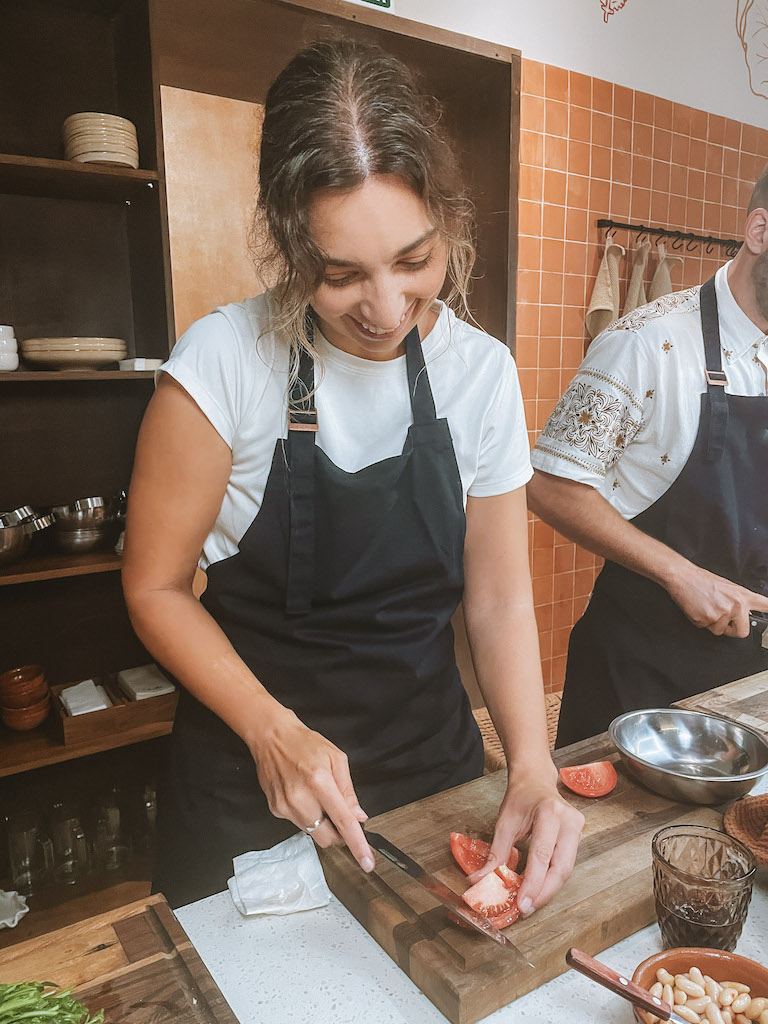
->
<box><xmin>461</xmin><ymin>870</ymin><xmax>521</xmax><ymax>927</ymax></box>
<box><xmin>450</xmin><ymin>832</ymin><xmax>520</xmax><ymax>874</ymax></box>
<box><xmin>494</xmin><ymin>863</ymin><xmax>522</xmax><ymax>890</ymax></box>
<box><xmin>558</xmin><ymin>760</ymin><xmax>618</xmax><ymax>798</ymax></box>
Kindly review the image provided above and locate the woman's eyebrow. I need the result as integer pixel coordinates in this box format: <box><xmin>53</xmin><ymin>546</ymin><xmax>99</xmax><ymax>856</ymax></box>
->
<box><xmin>324</xmin><ymin>228</ymin><xmax>438</xmax><ymax>267</ymax></box>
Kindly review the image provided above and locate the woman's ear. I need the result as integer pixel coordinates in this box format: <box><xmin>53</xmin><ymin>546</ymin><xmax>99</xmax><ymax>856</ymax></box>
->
<box><xmin>744</xmin><ymin>206</ymin><xmax>768</xmax><ymax>255</ymax></box>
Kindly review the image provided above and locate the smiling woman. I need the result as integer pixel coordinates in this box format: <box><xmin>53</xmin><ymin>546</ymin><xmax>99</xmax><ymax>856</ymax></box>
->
<box><xmin>121</xmin><ymin>39</ymin><xmax>584</xmax><ymax>912</ymax></box>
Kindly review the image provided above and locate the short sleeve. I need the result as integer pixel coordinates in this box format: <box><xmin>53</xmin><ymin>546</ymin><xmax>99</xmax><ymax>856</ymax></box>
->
<box><xmin>531</xmin><ymin>327</ymin><xmax>655</xmax><ymax>488</ymax></box>
<box><xmin>157</xmin><ymin>312</ymin><xmax>249</xmax><ymax>449</ymax></box>
<box><xmin>468</xmin><ymin>349</ymin><xmax>533</xmax><ymax>497</ymax></box>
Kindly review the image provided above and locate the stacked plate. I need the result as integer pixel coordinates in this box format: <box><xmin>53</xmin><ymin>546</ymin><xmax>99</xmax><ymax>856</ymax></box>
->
<box><xmin>20</xmin><ymin>337</ymin><xmax>127</xmax><ymax>370</ymax></box>
<box><xmin>62</xmin><ymin>112</ymin><xmax>139</xmax><ymax>169</ymax></box>
<box><xmin>0</xmin><ymin>325</ymin><xmax>18</xmax><ymax>371</ymax></box>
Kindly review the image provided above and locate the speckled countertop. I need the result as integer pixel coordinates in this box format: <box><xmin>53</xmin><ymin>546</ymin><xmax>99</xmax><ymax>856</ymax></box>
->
<box><xmin>177</xmin><ymin>777</ymin><xmax>768</xmax><ymax>1024</ymax></box>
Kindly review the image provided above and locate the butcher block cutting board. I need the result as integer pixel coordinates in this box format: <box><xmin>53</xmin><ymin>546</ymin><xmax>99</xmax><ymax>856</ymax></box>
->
<box><xmin>676</xmin><ymin>668</ymin><xmax>768</xmax><ymax>738</ymax></box>
<box><xmin>320</xmin><ymin>734</ymin><xmax>722</xmax><ymax>1024</ymax></box>
<box><xmin>0</xmin><ymin>893</ymin><xmax>239</xmax><ymax>1024</ymax></box>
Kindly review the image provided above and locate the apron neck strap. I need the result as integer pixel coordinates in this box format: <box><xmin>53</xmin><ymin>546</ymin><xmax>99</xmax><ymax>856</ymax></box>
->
<box><xmin>405</xmin><ymin>326</ymin><xmax>437</xmax><ymax>423</ymax></box>
<box><xmin>699</xmin><ymin>276</ymin><xmax>729</xmax><ymax>462</ymax></box>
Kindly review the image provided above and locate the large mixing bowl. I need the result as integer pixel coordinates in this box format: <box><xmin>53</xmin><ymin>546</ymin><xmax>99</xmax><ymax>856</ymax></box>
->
<box><xmin>51</xmin><ymin>498</ymin><xmax>123</xmax><ymax>553</ymax></box>
<box><xmin>609</xmin><ymin>708</ymin><xmax>768</xmax><ymax>804</ymax></box>
<box><xmin>0</xmin><ymin>514</ymin><xmax>53</xmax><ymax>566</ymax></box>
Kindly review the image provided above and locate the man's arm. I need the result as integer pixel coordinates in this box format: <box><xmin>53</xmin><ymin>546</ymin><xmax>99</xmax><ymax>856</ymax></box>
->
<box><xmin>527</xmin><ymin>470</ymin><xmax>768</xmax><ymax>638</ymax></box>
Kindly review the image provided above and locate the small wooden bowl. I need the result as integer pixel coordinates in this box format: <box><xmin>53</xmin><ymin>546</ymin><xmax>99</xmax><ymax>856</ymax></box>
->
<box><xmin>1</xmin><ymin>692</ymin><xmax>51</xmax><ymax>731</ymax></box>
<box><xmin>0</xmin><ymin>664</ymin><xmax>46</xmax><ymax>708</ymax></box>
<box><xmin>633</xmin><ymin>947</ymin><xmax>768</xmax><ymax>1024</ymax></box>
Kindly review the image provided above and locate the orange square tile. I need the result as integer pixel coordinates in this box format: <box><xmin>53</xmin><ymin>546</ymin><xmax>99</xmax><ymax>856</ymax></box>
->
<box><xmin>614</xmin><ymin>85</ymin><xmax>633</xmax><ymax>120</ymax></box>
<box><xmin>575</xmin><ymin>545</ymin><xmax>596</xmax><ymax>570</ymax></box>
<box><xmin>538</xmin><ymin>366</ymin><xmax>563</xmax><ymax>400</ymax></box>
<box><xmin>544</xmin><ymin>169</ymin><xmax>567</xmax><ymax>205</ymax></box>
<box><xmin>723</xmin><ymin>119</ymin><xmax>742</xmax><ymax>150</ymax></box>
<box><xmin>566</xmin><ymin>173</ymin><xmax>590</xmax><ymax>209</ymax></box>
<box><xmin>742</xmin><ymin>123</ymin><xmax>760</xmax><ymax>154</ymax></box>
<box><xmin>688</xmin><ymin>167</ymin><xmax>705</xmax><ymax>198</ymax></box>
<box><xmin>691</xmin><ymin>107</ymin><xmax>708</xmax><ymax>139</ymax></box>
<box><xmin>612</xmin><ymin>149</ymin><xmax>632</xmax><ymax>185</ymax></box>
<box><xmin>533</xmin><ymin>575</ymin><xmax>554</xmax><ymax>606</ymax></box>
<box><xmin>563</xmin><ymin>274</ymin><xmax>586</xmax><ymax>307</ymax></box>
<box><xmin>562</xmin><ymin>336</ymin><xmax>587</xmax><ymax>368</ymax></box>
<box><xmin>518</xmin><ymin>234</ymin><xmax>542</xmax><ymax>270</ymax></box>
<box><xmin>705</xmin><ymin>172</ymin><xmax>722</xmax><ymax>204</ymax></box>
<box><xmin>634</xmin><ymin>122</ymin><xmax>653</xmax><ymax>158</ymax></box>
<box><xmin>551</xmin><ymin>655</ymin><xmax>568</xmax><ymax>688</ymax></box>
<box><xmin>686</xmin><ymin>198</ymin><xmax>704</xmax><ymax>228</ymax></box>
<box><xmin>757</xmin><ymin>129</ymin><xmax>768</xmax><ymax>157</ymax></box>
<box><xmin>554</xmin><ymin>544</ymin><xmax>575</xmax><ymax>573</ymax></box>
<box><xmin>722</xmin><ymin>206</ymin><xmax>740</xmax><ymax>235</ymax></box>
<box><xmin>553</xmin><ymin>570</ymin><xmax>575</xmax><ymax>603</ymax></box>
<box><xmin>705</xmin><ymin>145</ymin><xmax>723</xmax><ymax>175</ymax></box>
<box><xmin>669</xmin><ymin>194</ymin><xmax>686</xmax><ymax>227</ymax></box>
<box><xmin>517</xmin><ymin>302</ymin><xmax>540</xmax><ymax>335</ymax></box>
<box><xmin>565</xmin><ymin>206</ymin><xmax>589</xmax><ymax>241</ymax></box>
<box><xmin>546</xmin><ymin>63</ymin><xmax>569</xmax><ymax>101</ymax></box>
<box><xmin>562</xmin><ymin>306</ymin><xmax>585</xmax><ymax>338</ymax></box>
<box><xmin>634</xmin><ymin>90</ymin><xmax>654</xmax><ymax>124</ymax></box>
<box><xmin>569</xmin><ymin>105</ymin><xmax>591</xmax><ymax>144</ymax></box>
<box><xmin>590</xmin><ymin>177</ymin><xmax>610</xmax><ymax>213</ymax></box>
<box><xmin>633</xmin><ymin>155</ymin><xmax>652</xmax><ymax>188</ymax></box>
<box><xmin>519</xmin><ymin>199</ymin><xmax>543</xmax><ymax>235</ymax></box>
<box><xmin>671</xmin><ymin>132</ymin><xmax>690</xmax><ymax>167</ymax></box>
<box><xmin>522</xmin><ymin>59</ymin><xmax>546</xmax><ymax>97</ymax></box>
<box><xmin>535</xmin><ymin>603</ymin><xmax>554</xmax><ymax>632</ymax></box>
<box><xmin>517</xmin><ymin>366</ymin><xmax>539</xmax><ymax>398</ymax></box>
<box><xmin>571</xmin><ymin>73</ymin><xmax>592</xmax><ymax>109</ymax></box>
<box><xmin>546</xmin><ymin>99</ymin><xmax>569</xmax><ymax>138</ymax></box>
<box><xmin>704</xmin><ymin>204</ymin><xmax>722</xmax><ymax>233</ymax></box>
<box><xmin>611</xmin><ymin>182</ymin><xmax>631</xmax><ymax>218</ymax></box>
<box><xmin>564</xmin><ymin>240</ymin><xmax>588</xmax><ymax>275</ymax></box>
<box><xmin>652</xmin><ymin>160</ymin><xmax>671</xmax><ymax>193</ymax></box>
<box><xmin>532</xmin><ymin>545</ymin><xmax>554</xmax><ymax>578</ymax></box>
<box><xmin>540</xmin><ymin>304</ymin><xmax>563</xmax><ymax>336</ymax></box>
<box><xmin>669</xmin><ymin>162</ymin><xmax>687</xmax><ymax>196</ymax></box>
<box><xmin>520</xmin><ymin>130</ymin><xmax>545</xmax><ymax>167</ymax></box>
<box><xmin>573</xmin><ymin>592</ymin><xmax>591</xmax><ymax>619</ymax></box>
<box><xmin>517</xmin><ymin>269</ymin><xmax>541</xmax><ymax>303</ymax></box>
<box><xmin>540</xmin><ymin>272</ymin><xmax>564</xmax><ymax>305</ymax></box>
<box><xmin>653</xmin><ymin>128</ymin><xmax>672</xmax><ymax>162</ymax></box>
<box><xmin>552</xmin><ymin>626</ymin><xmax>571</xmax><ymax>659</ymax></box>
<box><xmin>516</xmin><ymin>337</ymin><xmax>539</xmax><ymax>368</ymax></box>
<box><xmin>673</xmin><ymin>103</ymin><xmax>694</xmax><ymax>136</ymax></box>
<box><xmin>545</xmin><ymin>134</ymin><xmax>568</xmax><ymax>171</ymax></box>
<box><xmin>539</xmin><ymin>630</ymin><xmax>554</xmax><ymax>661</ymax></box>
<box><xmin>592</xmin><ymin>78</ymin><xmax>613</xmax><ymax>112</ymax></box>
<box><xmin>708</xmin><ymin>114</ymin><xmax>726</xmax><ymax>146</ymax></box>
<box><xmin>542</xmin><ymin>237</ymin><xmax>565</xmax><ymax>270</ymax></box>
<box><xmin>553</xmin><ymin>598</ymin><xmax>574</xmax><ymax>631</ymax></box>
<box><xmin>650</xmin><ymin>191</ymin><xmax>670</xmax><ymax>225</ymax></box>
<box><xmin>654</xmin><ymin>96</ymin><xmax>674</xmax><ymax>130</ymax></box>
<box><xmin>559</xmin><ymin>366</ymin><xmax>576</xmax><ymax>392</ymax></box>
<box><xmin>533</xmin><ymin>517</ymin><xmax>555</xmax><ymax>548</ymax></box>
<box><xmin>613</xmin><ymin>117</ymin><xmax>632</xmax><ymax>154</ymax></box>
<box><xmin>591</xmin><ymin>146</ymin><xmax>612</xmax><ymax>180</ymax></box>
<box><xmin>539</xmin><ymin>334</ymin><xmax>562</xmax><ymax>367</ymax></box>
<box><xmin>722</xmin><ymin>147</ymin><xmax>739</xmax><ymax>179</ymax></box>
<box><xmin>541</xmin><ymin>658</ymin><xmax>554</xmax><ymax>690</ymax></box>
<box><xmin>575</xmin><ymin>568</ymin><xmax>595</xmax><ymax>598</ymax></box>
<box><xmin>722</xmin><ymin>176</ymin><xmax>739</xmax><ymax>206</ymax></box>
<box><xmin>521</xmin><ymin>94</ymin><xmax>546</xmax><ymax>133</ymax></box>
<box><xmin>630</xmin><ymin>187</ymin><xmax>651</xmax><ymax>220</ymax></box>
<box><xmin>520</xmin><ymin>164</ymin><xmax>544</xmax><ymax>203</ymax></box>
<box><xmin>592</xmin><ymin>110</ymin><xmax>612</xmax><ymax>141</ymax></box>
<box><xmin>568</xmin><ymin>140</ymin><xmax>591</xmax><ymax>177</ymax></box>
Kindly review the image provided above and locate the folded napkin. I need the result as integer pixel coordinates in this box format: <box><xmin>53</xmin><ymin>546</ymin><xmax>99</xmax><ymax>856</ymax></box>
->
<box><xmin>227</xmin><ymin>833</ymin><xmax>331</xmax><ymax>916</ymax></box>
<box><xmin>60</xmin><ymin>679</ymin><xmax>110</xmax><ymax>716</ymax></box>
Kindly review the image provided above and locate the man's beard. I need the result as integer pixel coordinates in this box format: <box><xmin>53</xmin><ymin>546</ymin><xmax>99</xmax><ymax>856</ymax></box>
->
<box><xmin>750</xmin><ymin>248</ymin><xmax>768</xmax><ymax>323</ymax></box>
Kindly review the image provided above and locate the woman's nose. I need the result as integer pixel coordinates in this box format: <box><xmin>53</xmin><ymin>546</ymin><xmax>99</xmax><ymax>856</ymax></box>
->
<box><xmin>358</xmin><ymin>280</ymin><xmax>409</xmax><ymax>330</ymax></box>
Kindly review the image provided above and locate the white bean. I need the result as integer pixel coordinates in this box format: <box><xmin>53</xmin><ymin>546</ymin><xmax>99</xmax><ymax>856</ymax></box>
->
<box><xmin>676</xmin><ymin>990</ymin><xmax>690</xmax><ymax>1005</ymax></box>
<box><xmin>677</xmin><ymin>1008</ymin><xmax>702</xmax><ymax>1024</ymax></box>
<box><xmin>678</xmin><ymin>977</ymin><xmax>707</xmax><ymax>998</ymax></box>
<box><xmin>650</xmin><ymin>982</ymin><xmax>663</xmax><ymax>998</ymax></box>
<box><xmin>706</xmin><ymin>1003</ymin><xmax>726</xmax><ymax>1024</ymax></box>
<box><xmin>688</xmin><ymin>998</ymin><xmax>713</xmax><ymax>1014</ymax></box>
<box><xmin>759</xmin><ymin>1013</ymin><xmax>768</xmax><ymax>1024</ymax></box>
<box><xmin>689</xmin><ymin>968</ymin><xmax>706</xmax><ymax>987</ymax></box>
<box><xmin>746</xmin><ymin>1000</ymin><xmax>768</xmax><ymax>1020</ymax></box>
<box><xmin>722</xmin><ymin>984</ymin><xmax>751</xmax><ymax>995</ymax></box>
<box><xmin>706</xmin><ymin>978</ymin><xmax>723</xmax><ymax>1001</ymax></box>
<box><xmin>664</xmin><ymin>984</ymin><xmax>675</xmax><ymax>1007</ymax></box>
<box><xmin>719</xmin><ymin>989</ymin><xmax>737</xmax><ymax>1007</ymax></box>
<box><xmin>735</xmin><ymin>1015</ymin><xmax>752</xmax><ymax>1024</ymax></box>
<box><xmin>722</xmin><ymin>1010</ymin><xmax>733</xmax><ymax>1024</ymax></box>
<box><xmin>657</xmin><ymin>968</ymin><xmax>675</xmax><ymax>986</ymax></box>
<box><xmin>731</xmin><ymin>995</ymin><xmax>751</xmax><ymax>1013</ymax></box>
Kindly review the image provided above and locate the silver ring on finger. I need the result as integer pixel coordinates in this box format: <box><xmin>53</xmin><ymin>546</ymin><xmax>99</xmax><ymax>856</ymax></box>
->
<box><xmin>304</xmin><ymin>815</ymin><xmax>327</xmax><ymax>834</ymax></box>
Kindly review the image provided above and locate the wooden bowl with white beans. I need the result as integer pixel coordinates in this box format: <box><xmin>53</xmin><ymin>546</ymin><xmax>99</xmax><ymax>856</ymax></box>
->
<box><xmin>633</xmin><ymin>948</ymin><xmax>768</xmax><ymax>1024</ymax></box>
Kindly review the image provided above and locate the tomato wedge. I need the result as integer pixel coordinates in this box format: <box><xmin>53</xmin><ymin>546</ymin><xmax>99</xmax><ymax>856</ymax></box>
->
<box><xmin>558</xmin><ymin>760</ymin><xmax>618</xmax><ymax>798</ymax></box>
<box><xmin>449</xmin><ymin>832</ymin><xmax>520</xmax><ymax>874</ymax></box>
<box><xmin>461</xmin><ymin>866</ymin><xmax>522</xmax><ymax>928</ymax></box>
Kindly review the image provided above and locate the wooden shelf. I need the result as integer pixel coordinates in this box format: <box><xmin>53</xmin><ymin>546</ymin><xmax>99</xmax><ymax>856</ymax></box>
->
<box><xmin>0</xmin><ymin>715</ymin><xmax>172</xmax><ymax>778</ymax></box>
<box><xmin>0</xmin><ymin>153</ymin><xmax>160</xmax><ymax>201</ymax></box>
<box><xmin>0</xmin><ymin>551</ymin><xmax>122</xmax><ymax>587</ymax></box>
<box><xmin>0</xmin><ymin>370</ymin><xmax>155</xmax><ymax>382</ymax></box>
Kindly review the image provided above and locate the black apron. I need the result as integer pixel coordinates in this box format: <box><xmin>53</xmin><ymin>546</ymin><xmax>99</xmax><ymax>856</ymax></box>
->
<box><xmin>556</xmin><ymin>278</ymin><xmax>768</xmax><ymax>747</ymax></box>
<box><xmin>154</xmin><ymin>325</ymin><xmax>483</xmax><ymax>907</ymax></box>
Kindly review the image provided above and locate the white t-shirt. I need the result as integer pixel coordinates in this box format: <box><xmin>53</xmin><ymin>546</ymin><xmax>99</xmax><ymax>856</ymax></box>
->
<box><xmin>159</xmin><ymin>292</ymin><xmax>532</xmax><ymax>570</ymax></box>
<box><xmin>531</xmin><ymin>262</ymin><xmax>768</xmax><ymax>518</ymax></box>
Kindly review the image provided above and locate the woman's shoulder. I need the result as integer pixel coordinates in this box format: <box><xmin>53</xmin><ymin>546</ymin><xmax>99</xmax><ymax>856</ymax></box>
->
<box><xmin>170</xmin><ymin>291</ymin><xmax>285</xmax><ymax>372</ymax></box>
<box><xmin>435</xmin><ymin>306</ymin><xmax>517</xmax><ymax>382</ymax></box>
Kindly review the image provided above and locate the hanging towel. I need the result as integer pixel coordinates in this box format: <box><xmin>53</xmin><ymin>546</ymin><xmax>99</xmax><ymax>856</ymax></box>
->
<box><xmin>622</xmin><ymin>238</ymin><xmax>651</xmax><ymax>315</ymax></box>
<box><xmin>648</xmin><ymin>241</ymin><xmax>684</xmax><ymax>301</ymax></box>
<box><xmin>586</xmin><ymin>240</ymin><xmax>625</xmax><ymax>340</ymax></box>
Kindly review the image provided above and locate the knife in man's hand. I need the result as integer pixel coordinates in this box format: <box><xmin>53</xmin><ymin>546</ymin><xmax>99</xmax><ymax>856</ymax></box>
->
<box><xmin>365</xmin><ymin>830</ymin><xmax>535</xmax><ymax>969</ymax></box>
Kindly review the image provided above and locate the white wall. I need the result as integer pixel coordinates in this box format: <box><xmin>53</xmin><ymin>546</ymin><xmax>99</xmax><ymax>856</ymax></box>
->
<box><xmin>390</xmin><ymin>0</ymin><xmax>768</xmax><ymax>129</ymax></box>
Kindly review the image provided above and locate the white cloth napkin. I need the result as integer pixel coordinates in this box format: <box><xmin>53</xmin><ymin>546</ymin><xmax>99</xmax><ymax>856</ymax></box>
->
<box><xmin>60</xmin><ymin>679</ymin><xmax>110</xmax><ymax>715</ymax></box>
<box><xmin>227</xmin><ymin>833</ymin><xmax>331</xmax><ymax>916</ymax></box>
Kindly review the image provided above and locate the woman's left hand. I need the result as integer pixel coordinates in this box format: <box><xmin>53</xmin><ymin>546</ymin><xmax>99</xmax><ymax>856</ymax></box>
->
<box><xmin>466</xmin><ymin>764</ymin><xmax>584</xmax><ymax>915</ymax></box>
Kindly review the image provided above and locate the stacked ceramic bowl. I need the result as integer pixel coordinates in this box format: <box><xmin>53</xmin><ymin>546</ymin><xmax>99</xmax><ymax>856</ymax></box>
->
<box><xmin>20</xmin><ymin>337</ymin><xmax>127</xmax><ymax>370</ymax></box>
<box><xmin>0</xmin><ymin>664</ymin><xmax>51</xmax><ymax>732</ymax></box>
<box><xmin>62</xmin><ymin>112</ymin><xmax>139</xmax><ymax>169</ymax></box>
<box><xmin>0</xmin><ymin>325</ymin><xmax>18</xmax><ymax>372</ymax></box>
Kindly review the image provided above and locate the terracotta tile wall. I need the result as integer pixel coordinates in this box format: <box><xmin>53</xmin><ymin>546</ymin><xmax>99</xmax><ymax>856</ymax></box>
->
<box><xmin>518</xmin><ymin>59</ymin><xmax>768</xmax><ymax>694</ymax></box>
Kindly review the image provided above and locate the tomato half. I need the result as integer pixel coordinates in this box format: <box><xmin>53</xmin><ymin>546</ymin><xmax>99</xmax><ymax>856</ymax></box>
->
<box><xmin>558</xmin><ymin>760</ymin><xmax>618</xmax><ymax>798</ymax></box>
<box><xmin>461</xmin><ymin>869</ymin><xmax>521</xmax><ymax>928</ymax></box>
<box><xmin>450</xmin><ymin>832</ymin><xmax>520</xmax><ymax>874</ymax></box>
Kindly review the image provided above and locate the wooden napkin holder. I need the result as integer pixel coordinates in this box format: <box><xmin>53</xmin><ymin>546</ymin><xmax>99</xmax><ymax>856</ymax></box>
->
<box><xmin>50</xmin><ymin>675</ymin><xmax>177</xmax><ymax>745</ymax></box>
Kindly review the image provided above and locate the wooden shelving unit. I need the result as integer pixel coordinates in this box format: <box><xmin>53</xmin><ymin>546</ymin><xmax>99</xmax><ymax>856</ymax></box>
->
<box><xmin>0</xmin><ymin>153</ymin><xmax>159</xmax><ymax>202</ymax></box>
<box><xmin>0</xmin><ymin>552</ymin><xmax>122</xmax><ymax>588</ymax></box>
<box><xmin>0</xmin><ymin>371</ymin><xmax>155</xmax><ymax>382</ymax></box>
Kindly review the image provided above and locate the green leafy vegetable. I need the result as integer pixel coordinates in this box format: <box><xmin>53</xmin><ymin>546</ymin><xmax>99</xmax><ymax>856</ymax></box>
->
<box><xmin>0</xmin><ymin>981</ymin><xmax>104</xmax><ymax>1024</ymax></box>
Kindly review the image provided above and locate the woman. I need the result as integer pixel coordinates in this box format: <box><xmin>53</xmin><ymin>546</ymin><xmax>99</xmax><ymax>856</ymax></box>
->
<box><xmin>123</xmin><ymin>40</ymin><xmax>583</xmax><ymax>911</ymax></box>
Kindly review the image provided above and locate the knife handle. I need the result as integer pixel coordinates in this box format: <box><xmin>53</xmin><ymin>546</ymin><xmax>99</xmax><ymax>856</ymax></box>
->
<box><xmin>566</xmin><ymin>948</ymin><xmax>673</xmax><ymax>1021</ymax></box>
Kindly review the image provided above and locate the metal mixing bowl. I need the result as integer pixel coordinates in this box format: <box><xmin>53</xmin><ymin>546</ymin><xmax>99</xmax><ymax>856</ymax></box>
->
<box><xmin>0</xmin><ymin>514</ymin><xmax>53</xmax><ymax>566</ymax></box>
<box><xmin>51</xmin><ymin>502</ymin><xmax>123</xmax><ymax>553</ymax></box>
<box><xmin>609</xmin><ymin>708</ymin><xmax>768</xmax><ymax>804</ymax></box>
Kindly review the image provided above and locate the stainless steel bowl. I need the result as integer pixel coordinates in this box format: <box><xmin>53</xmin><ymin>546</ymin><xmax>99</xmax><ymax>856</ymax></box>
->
<box><xmin>0</xmin><ymin>515</ymin><xmax>53</xmax><ymax>566</ymax></box>
<box><xmin>51</xmin><ymin>503</ymin><xmax>123</xmax><ymax>553</ymax></box>
<box><xmin>610</xmin><ymin>708</ymin><xmax>768</xmax><ymax>804</ymax></box>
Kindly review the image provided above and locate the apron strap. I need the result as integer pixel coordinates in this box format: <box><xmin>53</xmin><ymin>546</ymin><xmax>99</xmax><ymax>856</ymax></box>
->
<box><xmin>699</xmin><ymin>276</ymin><xmax>729</xmax><ymax>463</ymax></box>
<box><xmin>405</xmin><ymin>325</ymin><xmax>437</xmax><ymax>423</ymax></box>
<box><xmin>285</xmin><ymin>339</ymin><xmax>317</xmax><ymax>616</ymax></box>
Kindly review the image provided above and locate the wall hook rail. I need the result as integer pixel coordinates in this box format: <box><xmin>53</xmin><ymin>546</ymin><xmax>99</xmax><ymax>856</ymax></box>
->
<box><xmin>597</xmin><ymin>219</ymin><xmax>741</xmax><ymax>255</ymax></box>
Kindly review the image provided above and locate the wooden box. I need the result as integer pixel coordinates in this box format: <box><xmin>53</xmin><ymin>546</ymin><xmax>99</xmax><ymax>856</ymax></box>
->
<box><xmin>50</xmin><ymin>675</ymin><xmax>177</xmax><ymax>746</ymax></box>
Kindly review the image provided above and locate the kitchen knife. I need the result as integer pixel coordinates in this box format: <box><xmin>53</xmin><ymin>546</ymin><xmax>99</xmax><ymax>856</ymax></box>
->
<box><xmin>365</xmin><ymin>830</ymin><xmax>535</xmax><ymax>969</ymax></box>
<box><xmin>566</xmin><ymin>948</ymin><xmax>689</xmax><ymax>1024</ymax></box>
<box><xmin>750</xmin><ymin>610</ymin><xmax>768</xmax><ymax>649</ymax></box>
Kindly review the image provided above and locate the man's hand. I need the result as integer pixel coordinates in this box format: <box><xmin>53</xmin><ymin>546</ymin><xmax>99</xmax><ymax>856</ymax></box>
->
<box><xmin>664</xmin><ymin>562</ymin><xmax>768</xmax><ymax>638</ymax></box>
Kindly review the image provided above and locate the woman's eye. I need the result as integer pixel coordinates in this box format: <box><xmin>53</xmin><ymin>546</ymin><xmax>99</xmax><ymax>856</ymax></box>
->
<box><xmin>401</xmin><ymin>252</ymin><xmax>435</xmax><ymax>273</ymax></box>
<box><xmin>324</xmin><ymin>274</ymin><xmax>356</xmax><ymax>288</ymax></box>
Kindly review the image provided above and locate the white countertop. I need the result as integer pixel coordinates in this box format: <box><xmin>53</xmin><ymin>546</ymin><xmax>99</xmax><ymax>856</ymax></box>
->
<box><xmin>177</xmin><ymin>779</ymin><xmax>768</xmax><ymax>1024</ymax></box>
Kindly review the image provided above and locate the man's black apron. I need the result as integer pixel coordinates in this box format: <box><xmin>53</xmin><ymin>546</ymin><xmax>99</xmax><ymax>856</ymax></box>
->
<box><xmin>556</xmin><ymin>278</ymin><xmax>768</xmax><ymax>748</ymax></box>
<box><xmin>154</xmin><ymin>325</ymin><xmax>484</xmax><ymax>907</ymax></box>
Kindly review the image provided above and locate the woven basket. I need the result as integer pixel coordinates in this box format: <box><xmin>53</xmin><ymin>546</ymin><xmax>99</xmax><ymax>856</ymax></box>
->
<box><xmin>724</xmin><ymin>794</ymin><xmax>768</xmax><ymax>868</ymax></box>
<box><xmin>473</xmin><ymin>693</ymin><xmax>562</xmax><ymax>774</ymax></box>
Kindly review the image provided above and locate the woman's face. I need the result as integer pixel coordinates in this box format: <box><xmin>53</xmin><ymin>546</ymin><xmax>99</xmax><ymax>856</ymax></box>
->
<box><xmin>308</xmin><ymin>175</ymin><xmax>448</xmax><ymax>360</ymax></box>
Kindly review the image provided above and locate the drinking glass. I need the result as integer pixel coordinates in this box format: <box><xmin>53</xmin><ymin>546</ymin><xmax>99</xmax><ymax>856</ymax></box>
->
<box><xmin>6</xmin><ymin>811</ymin><xmax>53</xmax><ymax>896</ymax></box>
<box><xmin>94</xmin><ymin>789</ymin><xmax>129</xmax><ymax>871</ymax></box>
<box><xmin>50</xmin><ymin>803</ymin><xmax>89</xmax><ymax>884</ymax></box>
<box><xmin>652</xmin><ymin>824</ymin><xmax>756</xmax><ymax>951</ymax></box>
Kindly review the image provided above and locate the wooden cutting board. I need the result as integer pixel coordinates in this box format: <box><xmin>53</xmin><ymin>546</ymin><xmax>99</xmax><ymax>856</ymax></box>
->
<box><xmin>0</xmin><ymin>893</ymin><xmax>239</xmax><ymax>1024</ymax></box>
<box><xmin>676</xmin><ymin>669</ymin><xmax>768</xmax><ymax>738</ymax></box>
<box><xmin>320</xmin><ymin>734</ymin><xmax>722</xmax><ymax>1024</ymax></box>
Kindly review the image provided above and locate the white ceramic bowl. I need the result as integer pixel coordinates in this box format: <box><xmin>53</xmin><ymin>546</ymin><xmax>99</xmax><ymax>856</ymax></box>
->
<box><xmin>0</xmin><ymin>352</ymin><xmax>19</xmax><ymax>371</ymax></box>
<box><xmin>0</xmin><ymin>337</ymin><xmax>17</xmax><ymax>352</ymax></box>
<box><xmin>70</xmin><ymin>151</ymin><xmax>138</xmax><ymax>168</ymax></box>
<box><xmin>0</xmin><ymin>326</ymin><xmax>15</xmax><ymax>341</ymax></box>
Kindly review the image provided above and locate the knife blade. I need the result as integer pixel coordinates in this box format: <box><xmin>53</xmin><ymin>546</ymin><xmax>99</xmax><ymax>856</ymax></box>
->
<box><xmin>365</xmin><ymin>830</ymin><xmax>535</xmax><ymax>969</ymax></box>
<box><xmin>750</xmin><ymin>610</ymin><xmax>768</xmax><ymax>648</ymax></box>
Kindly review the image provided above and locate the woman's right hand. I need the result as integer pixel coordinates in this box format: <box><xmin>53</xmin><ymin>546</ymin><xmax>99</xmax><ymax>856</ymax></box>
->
<box><xmin>249</xmin><ymin>704</ymin><xmax>375</xmax><ymax>871</ymax></box>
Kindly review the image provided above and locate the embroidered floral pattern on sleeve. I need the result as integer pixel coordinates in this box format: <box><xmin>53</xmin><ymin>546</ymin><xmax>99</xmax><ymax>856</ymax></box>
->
<box><xmin>612</xmin><ymin>287</ymin><xmax>701</xmax><ymax>332</ymax></box>
<box><xmin>540</xmin><ymin>381</ymin><xmax>643</xmax><ymax>474</ymax></box>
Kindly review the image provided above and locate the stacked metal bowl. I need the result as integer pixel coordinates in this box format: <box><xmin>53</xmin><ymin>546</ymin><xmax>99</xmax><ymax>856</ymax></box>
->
<box><xmin>51</xmin><ymin>493</ymin><xmax>126</xmax><ymax>553</ymax></box>
<box><xmin>0</xmin><ymin>507</ymin><xmax>53</xmax><ymax>566</ymax></box>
